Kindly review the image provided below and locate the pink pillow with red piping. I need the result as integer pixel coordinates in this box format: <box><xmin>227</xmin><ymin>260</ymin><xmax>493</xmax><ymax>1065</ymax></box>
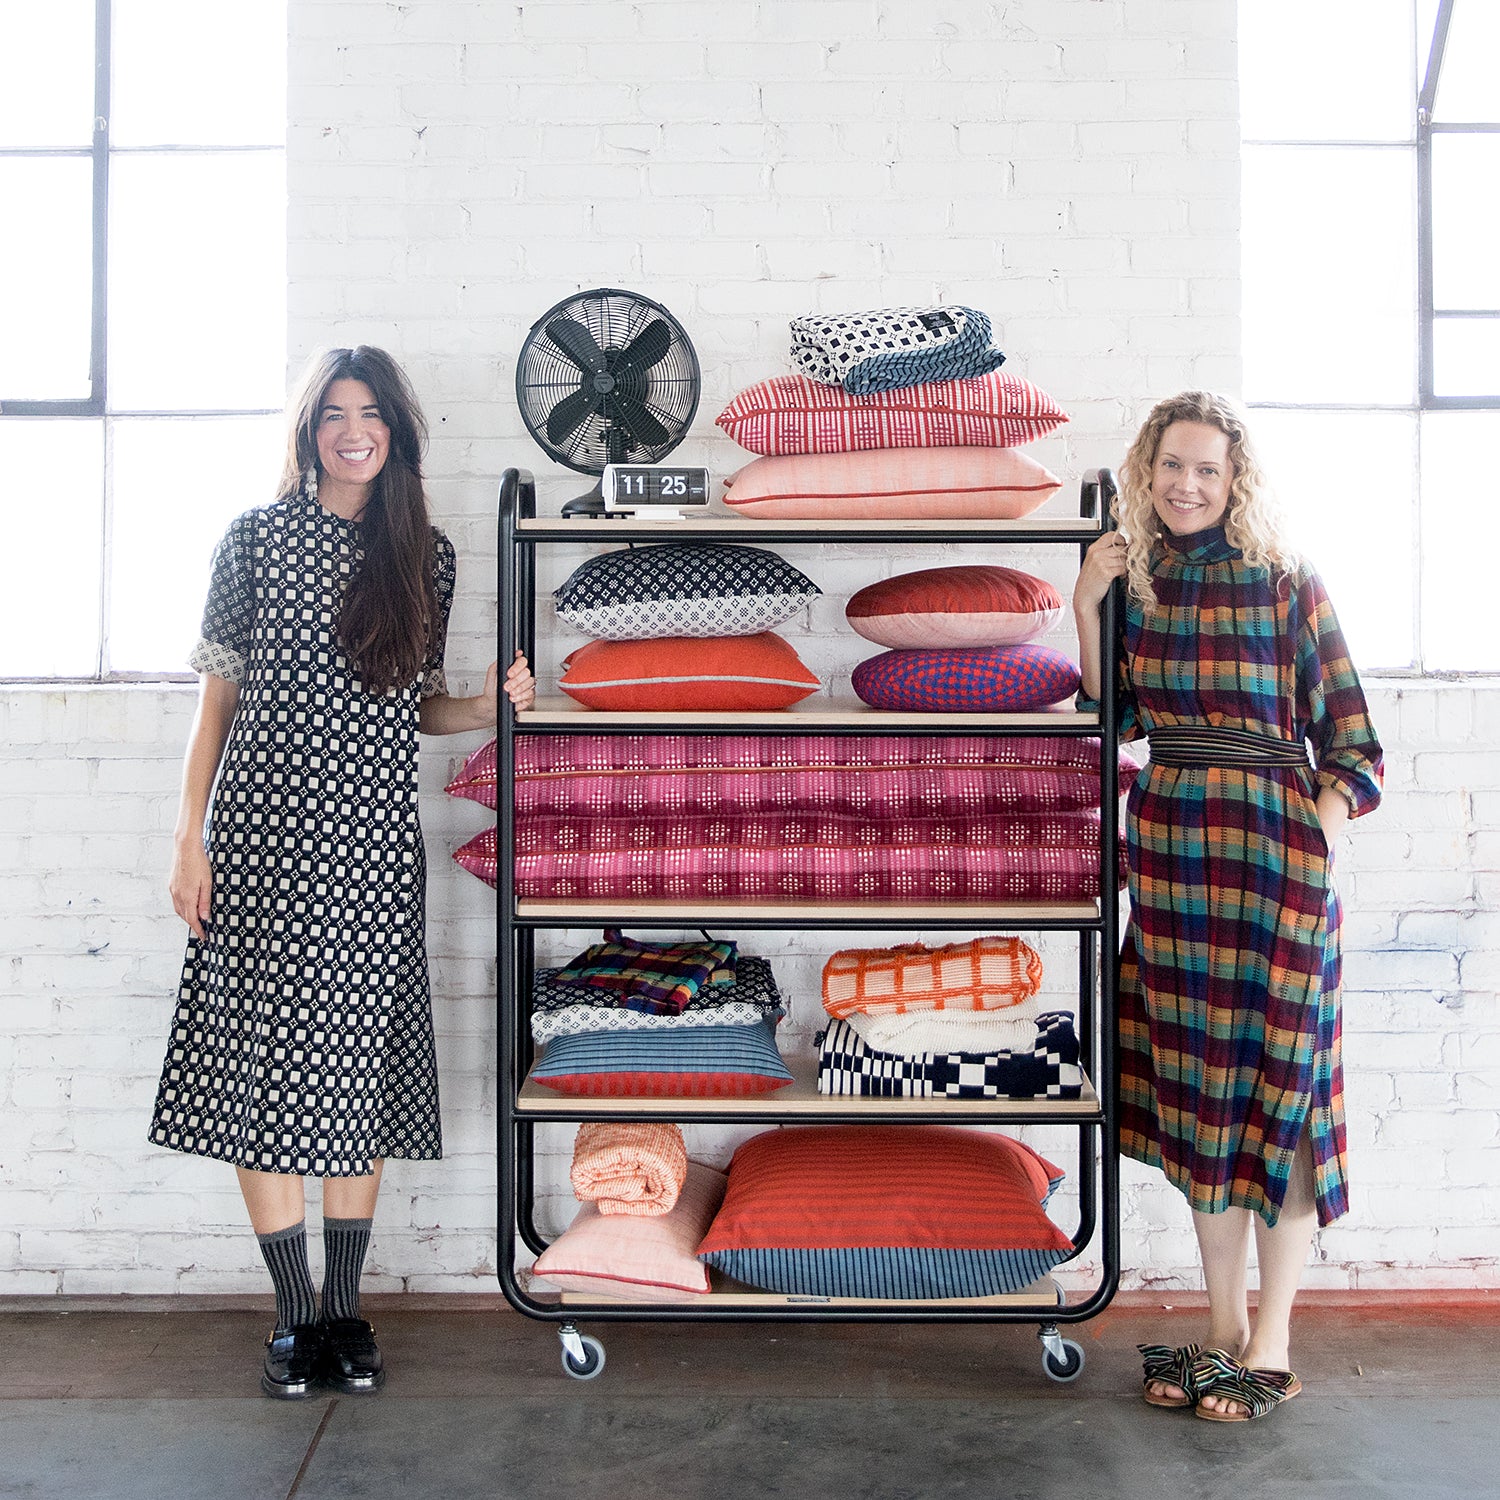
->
<box><xmin>846</xmin><ymin>565</ymin><xmax>1063</xmax><ymax>649</ymax></box>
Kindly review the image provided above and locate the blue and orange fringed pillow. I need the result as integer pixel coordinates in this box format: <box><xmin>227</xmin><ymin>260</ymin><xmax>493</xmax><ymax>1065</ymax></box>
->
<box><xmin>696</xmin><ymin>1124</ymin><xmax>1072</xmax><ymax>1298</ymax></box>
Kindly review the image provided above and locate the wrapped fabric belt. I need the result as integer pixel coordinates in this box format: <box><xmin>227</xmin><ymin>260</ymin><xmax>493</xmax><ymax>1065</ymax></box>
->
<box><xmin>1147</xmin><ymin>724</ymin><xmax>1310</xmax><ymax>769</ymax></box>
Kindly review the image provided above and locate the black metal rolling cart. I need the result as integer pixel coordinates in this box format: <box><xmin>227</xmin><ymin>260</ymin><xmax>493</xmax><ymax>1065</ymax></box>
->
<box><xmin>494</xmin><ymin>465</ymin><xmax>1122</xmax><ymax>1381</ymax></box>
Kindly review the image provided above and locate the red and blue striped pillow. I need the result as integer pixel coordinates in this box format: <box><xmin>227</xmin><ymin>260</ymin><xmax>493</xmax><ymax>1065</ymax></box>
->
<box><xmin>696</xmin><ymin>1124</ymin><xmax>1072</xmax><ymax>1298</ymax></box>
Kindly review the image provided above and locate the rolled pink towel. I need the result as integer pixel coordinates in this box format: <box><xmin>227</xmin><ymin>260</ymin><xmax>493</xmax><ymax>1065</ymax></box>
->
<box><xmin>570</xmin><ymin>1122</ymin><xmax>688</xmax><ymax>1217</ymax></box>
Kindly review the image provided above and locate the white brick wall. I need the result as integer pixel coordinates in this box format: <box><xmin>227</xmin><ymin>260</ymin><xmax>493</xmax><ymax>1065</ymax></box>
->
<box><xmin>3</xmin><ymin>0</ymin><xmax>1496</xmax><ymax>1298</ymax></box>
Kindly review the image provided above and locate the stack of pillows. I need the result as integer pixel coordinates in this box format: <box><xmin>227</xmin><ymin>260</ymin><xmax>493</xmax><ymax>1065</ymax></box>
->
<box><xmin>525</xmin><ymin>929</ymin><xmax>794</xmax><ymax>1098</ymax></box>
<box><xmin>716</xmin><ymin>304</ymin><xmax>1081</xmax><ymax>714</ymax></box>
<box><xmin>552</xmin><ymin>542</ymin><xmax>822</xmax><ymax>712</ymax></box>
<box><xmin>531</xmin><ymin>1121</ymin><xmax>1075</xmax><ymax>1303</ymax></box>
<box><xmin>815</xmin><ymin>936</ymin><xmax>1083</xmax><ymax>1101</ymax></box>
<box><xmin>494</xmin><ymin>731</ymin><xmax>1136</xmax><ymax>905</ymax></box>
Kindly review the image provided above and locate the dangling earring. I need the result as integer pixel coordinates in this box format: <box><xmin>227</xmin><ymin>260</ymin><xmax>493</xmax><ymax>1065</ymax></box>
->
<box><xmin>304</xmin><ymin>465</ymin><xmax>319</xmax><ymax>503</ymax></box>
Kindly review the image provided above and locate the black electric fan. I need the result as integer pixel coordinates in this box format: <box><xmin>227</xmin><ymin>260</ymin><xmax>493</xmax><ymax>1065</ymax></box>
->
<box><xmin>515</xmin><ymin>288</ymin><xmax>701</xmax><ymax>517</ymax></box>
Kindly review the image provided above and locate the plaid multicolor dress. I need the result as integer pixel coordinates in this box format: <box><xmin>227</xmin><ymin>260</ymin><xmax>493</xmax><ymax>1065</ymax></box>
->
<box><xmin>1104</xmin><ymin>527</ymin><xmax>1382</xmax><ymax>1227</ymax></box>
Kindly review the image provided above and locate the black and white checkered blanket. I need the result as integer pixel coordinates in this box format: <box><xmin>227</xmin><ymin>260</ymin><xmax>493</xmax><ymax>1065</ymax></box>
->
<box><xmin>816</xmin><ymin>1013</ymin><xmax>1082</xmax><ymax>1099</ymax></box>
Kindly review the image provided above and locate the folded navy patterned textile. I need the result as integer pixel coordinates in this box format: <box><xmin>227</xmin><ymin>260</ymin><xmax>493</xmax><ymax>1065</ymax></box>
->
<box><xmin>789</xmin><ymin>305</ymin><xmax>1005</xmax><ymax>395</ymax></box>
<box><xmin>816</xmin><ymin>1012</ymin><xmax>1082</xmax><ymax>1099</ymax></box>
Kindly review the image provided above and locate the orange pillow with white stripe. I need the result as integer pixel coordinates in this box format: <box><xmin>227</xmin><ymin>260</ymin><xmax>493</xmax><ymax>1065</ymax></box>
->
<box><xmin>821</xmin><ymin>936</ymin><xmax>1043</xmax><ymax>1020</ymax></box>
<box><xmin>721</xmin><ymin>447</ymin><xmax>1061</xmax><ymax>521</ymax></box>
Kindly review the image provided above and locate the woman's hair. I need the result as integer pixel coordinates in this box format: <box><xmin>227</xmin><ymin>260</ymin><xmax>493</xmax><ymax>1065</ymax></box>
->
<box><xmin>1115</xmin><ymin>389</ymin><xmax>1296</xmax><ymax>607</ymax></box>
<box><xmin>277</xmin><ymin>346</ymin><xmax>440</xmax><ymax>695</ymax></box>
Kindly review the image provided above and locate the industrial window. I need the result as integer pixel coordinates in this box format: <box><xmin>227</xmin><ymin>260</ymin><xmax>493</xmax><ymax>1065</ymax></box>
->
<box><xmin>0</xmin><ymin>0</ymin><xmax>286</xmax><ymax>679</ymax></box>
<box><xmin>1240</xmin><ymin>0</ymin><xmax>1499</xmax><ymax>673</ymax></box>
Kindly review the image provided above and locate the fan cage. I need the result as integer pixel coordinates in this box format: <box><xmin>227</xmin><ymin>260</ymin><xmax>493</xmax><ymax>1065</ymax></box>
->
<box><xmin>515</xmin><ymin>288</ymin><xmax>701</xmax><ymax>476</ymax></box>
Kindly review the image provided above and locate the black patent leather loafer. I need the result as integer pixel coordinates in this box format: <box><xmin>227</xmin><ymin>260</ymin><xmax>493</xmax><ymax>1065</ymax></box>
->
<box><xmin>261</xmin><ymin>1324</ymin><xmax>324</xmax><ymax>1400</ymax></box>
<box><xmin>322</xmin><ymin>1317</ymin><xmax>385</xmax><ymax>1394</ymax></box>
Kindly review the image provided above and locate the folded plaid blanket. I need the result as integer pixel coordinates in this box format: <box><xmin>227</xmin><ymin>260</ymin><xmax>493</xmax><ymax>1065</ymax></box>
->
<box><xmin>554</xmin><ymin>928</ymin><xmax>737</xmax><ymax>1015</ymax></box>
<box><xmin>789</xmin><ymin>305</ymin><xmax>1005</xmax><ymax>395</ymax></box>
<box><xmin>531</xmin><ymin>956</ymin><xmax>784</xmax><ymax>1043</ymax></box>
<box><xmin>569</xmin><ymin>1122</ymin><xmax>688</xmax><ymax>1217</ymax></box>
<box><xmin>822</xmin><ymin>936</ymin><xmax>1044</xmax><ymax>1020</ymax></box>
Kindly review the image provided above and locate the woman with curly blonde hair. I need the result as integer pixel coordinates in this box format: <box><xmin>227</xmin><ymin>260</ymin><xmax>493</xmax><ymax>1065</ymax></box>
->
<box><xmin>1074</xmin><ymin>391</ymin><xmax>1382</xmax><ymax>1422</ymax></box>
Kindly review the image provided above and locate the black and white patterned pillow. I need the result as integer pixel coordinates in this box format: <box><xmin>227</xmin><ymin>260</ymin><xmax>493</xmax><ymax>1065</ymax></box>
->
<box><xmin>554</xmin><ymin>544</ymin><xmax>821</xmax><ymax>640</ymax></box>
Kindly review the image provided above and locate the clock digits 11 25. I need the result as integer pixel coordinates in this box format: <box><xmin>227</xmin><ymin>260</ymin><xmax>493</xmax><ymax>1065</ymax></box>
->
<box><xmin>602</xmin><ymin>464</ymin><xmax>712</xmax><ymax>509</ymax></box>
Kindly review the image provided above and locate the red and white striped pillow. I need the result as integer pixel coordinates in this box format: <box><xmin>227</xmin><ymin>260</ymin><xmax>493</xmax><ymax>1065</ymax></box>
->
<box><xmin>716</xmin><ymin>370</ymin><xmax>1067</xmax><ymax>456</ymax></box>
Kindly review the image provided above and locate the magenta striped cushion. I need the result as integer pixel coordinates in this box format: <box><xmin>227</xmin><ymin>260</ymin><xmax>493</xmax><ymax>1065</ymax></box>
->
<box><xmin>515</xmin><ymin>734</ymin><xmax>1135</xmax><ymax>790</ymax></box>
<box><xmin>514</xmin><ymin>838</ymin><xmax>1112</xmax><ymax>903</ymax></box>
<box><xmin>716</xmin><ymin>371</ymin><xmax>1068</xmax><ymax>456</ymax></box>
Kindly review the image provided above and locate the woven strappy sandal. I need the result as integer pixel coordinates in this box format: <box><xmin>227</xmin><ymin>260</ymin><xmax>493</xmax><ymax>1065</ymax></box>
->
<box><xmin>1191</xmin><ymin>1347</ymin><xmax>1303</xmax><ymax>1422</ymax></box>
<box><xmin>1138</xmin><ymin>1342</ymin><xmax>1205</xmax><ymax>1408</ymax></box>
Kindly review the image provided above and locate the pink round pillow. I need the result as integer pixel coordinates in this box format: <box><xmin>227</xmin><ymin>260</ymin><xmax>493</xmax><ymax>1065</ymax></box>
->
<box><xmin>846</xmin><ymin>565</ymin><xmax>1062</xmax><ymax>649</ymax></box>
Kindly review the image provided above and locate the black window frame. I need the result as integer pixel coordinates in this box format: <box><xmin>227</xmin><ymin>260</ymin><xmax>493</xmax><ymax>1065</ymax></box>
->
<box><xmin>1417</xmin><ymin>0</ymin><xmax>1500</xmax><ymax>410</ymax></box>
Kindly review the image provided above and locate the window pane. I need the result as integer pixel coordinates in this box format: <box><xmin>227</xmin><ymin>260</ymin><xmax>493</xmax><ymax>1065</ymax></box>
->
<box><xmin>1432</xmin><ymin>1</ymin><xmax>1500</xmax><ymax>121</ymax></box>
<box><xmin>1421</xmin><ymin>411</ymin><xmax>1500</xmax><ymax>669</ymax></box>
<box><xmin>1433</xmin><ymin>319</ymin><xmax>1500</xmax><ymax>398</ymax></box>
<box><xmin>1243</xmin><ymin>147</ymin><xmax>1416</xmax><ymax>405</ymax></box>
<box><xmin>108</xmin><ymin>416</ymin><xmax>285</xmax><ymax>672</ymax></box>
<box><xmin>1240</xmin><ymin>0</ymin><xmax>1414</xmax><ymax>143</ymax></box>
<box><xmin>0</xmin><ymin>421</ymin><xmax>103</xmax><ymax>676</ymax></box>
<box><xmin>111</xmin><ymin>0</ymin><xmax>286</xmax><ymax>147</ymax></box>
<box><xmin>0</xmin><ymin>0</ymin><xmax>94</xmax><ymax>148</ymax></box>
<box><xmin>108</xmin><ymin>153</ymin><xmax>286</xmax><ymax>411</ymax></box>
<box><xmin>1250</xmin><ymin>408</ymin><xmax>1417</xmax><ymax>670</ymax></box>
<box><xmin>1432</xmin><ymin>135</ymin><xmax>1500</xmax><ymax>309</ymax></box>
<box><xmin>0</xmin><ymin>158</ymin><xmax>94</xmax><ymax>402</ymax></box>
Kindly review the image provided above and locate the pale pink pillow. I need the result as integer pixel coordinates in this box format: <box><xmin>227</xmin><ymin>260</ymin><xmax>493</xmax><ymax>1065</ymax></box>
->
<box><xmin>846</xmin><ymin>565</ymin><xmax>1064</xmax><ymax>648</ymax></box>
<box><xmin>531</xmin><ymin>1161</ymin><xmax>727</xmax><ymax>1300</ymax></box>
<box><xmin>721</xmin><ymin>447</ymin><xmax>1061</xmax><ymax>520</ymax></box>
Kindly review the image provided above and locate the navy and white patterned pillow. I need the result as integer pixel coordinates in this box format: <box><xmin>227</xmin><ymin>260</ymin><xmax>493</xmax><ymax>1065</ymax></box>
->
<box><xmin>789</xmin><ymin>305</ymin><xmax>1006</xmax><ymax>395</ymax></box>
<box><xmin>554</xmin><ymin>544</ymin><xmax>821</xmax><ymax>640</ymax></box>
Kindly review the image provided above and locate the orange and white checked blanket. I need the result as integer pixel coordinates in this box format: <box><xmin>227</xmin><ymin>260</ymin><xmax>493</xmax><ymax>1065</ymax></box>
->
<box><xmin>821</xmin><ymin>936</ymin><xmax>1043</xmax><ymax>1020</ymax></box>
<box><xmin>569</xmin><ymin>1122</ymin><xmax>689</xmax><ymax>1217</ymax></box>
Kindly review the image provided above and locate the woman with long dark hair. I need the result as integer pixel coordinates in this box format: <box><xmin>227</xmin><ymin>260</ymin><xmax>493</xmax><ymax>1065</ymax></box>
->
<box><xmin>150</xmin><ymin>346</ymin><xmax>533</xmax><ymax>1398</ymax></box>
<box><xmin>1074</xmin><ymin>391</ymin><xmax>1382</xmax><ymax>1421</ymax></box>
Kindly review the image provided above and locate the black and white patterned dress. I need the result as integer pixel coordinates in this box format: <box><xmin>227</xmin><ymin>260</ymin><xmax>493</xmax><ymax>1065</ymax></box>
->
<box><xmin>149</xmin><ymin>493</ymin><xmax>456</xmax><ymax>1176</ymax></box>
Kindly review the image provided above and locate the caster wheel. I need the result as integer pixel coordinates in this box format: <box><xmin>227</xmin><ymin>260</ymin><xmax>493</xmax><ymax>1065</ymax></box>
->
<box><xmin>1042</xmin><ymin>1339</ymin><xmax>1085</xmax><ymax>1383</ymax></box>
<box><xmin>561</xmin><ymin>1334</ymin><xmax>606</xmax><ymax>1380</ymax></box>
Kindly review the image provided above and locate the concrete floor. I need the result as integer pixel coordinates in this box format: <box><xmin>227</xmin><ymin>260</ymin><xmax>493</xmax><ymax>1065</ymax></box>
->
<box><xmin>1</xmin><ymin>1293</ymin><xmax>1496</xmax><ymax>1500</ymax></box>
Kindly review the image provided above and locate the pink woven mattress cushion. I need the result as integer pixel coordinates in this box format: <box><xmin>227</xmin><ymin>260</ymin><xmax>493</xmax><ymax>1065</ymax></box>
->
<box><xmin>485</xmin><ymin>735</ymin><xmax>1136</xmax><ymax>900</ymax></box>
<box><xmin>716</xmin><ymin>371</ymin><xmax>1068</xmax><ymax>456</ymax></box>
<box><xmin>513</xmin><ymin>735</ymin><xmax>1137</xmax><ymax>818</ymax></box>
<box><xmin>721</xmin><ymin>447</ymin><xmax>1061</xmax><ymax>521</ymax></box>
<box><xmin>515</xmin><ymin>828</ymin><xmax>1114</xmax><ymax>902</ymax></box>
<box><xmin>847</xmin><ymin>565</ymin><xmax>1064</xmax><ymax>649</ymax></box>
<box><xmin>447</xmin><ymin>738</ymin><xmax>498</xmax><ymax>810</ymax></box>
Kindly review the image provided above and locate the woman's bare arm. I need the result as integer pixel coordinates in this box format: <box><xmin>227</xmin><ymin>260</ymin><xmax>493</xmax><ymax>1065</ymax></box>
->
<box><xmin>168</xmin><ymin>674</ymin><xmax>240</xmax><ymax>941</ymax></box>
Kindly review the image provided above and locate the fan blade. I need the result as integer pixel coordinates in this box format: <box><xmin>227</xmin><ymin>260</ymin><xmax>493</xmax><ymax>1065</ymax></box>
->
<box><xmin>547</xmin><ymin>317</ymin><xmax>608</xmax><ymax>375</ymax></box>
<box><xmin>611</xmin><ymin>393</ymin><xmax>671</xmax><ymax>448</ymax></box>
<box><xmin>612</xmin><ymin>318</ymin><xmax>673</xmax><ymax>377</ymax></box>
<box><xmin>545</xmin><ymin>386</ymin><xmax>599</xmax><ymax>447</ymax></box>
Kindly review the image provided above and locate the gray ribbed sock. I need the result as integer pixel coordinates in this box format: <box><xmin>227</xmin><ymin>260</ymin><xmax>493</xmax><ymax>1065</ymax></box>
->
<box><xmin>321</xmin><ymin>1216</ymin><xmax>373</xmax><ymax>1323</ymax></box>
<box><xmin>257</xmin><ymin>1221</ymin><xmax>318</xmax><ymax>1330</ymax></box>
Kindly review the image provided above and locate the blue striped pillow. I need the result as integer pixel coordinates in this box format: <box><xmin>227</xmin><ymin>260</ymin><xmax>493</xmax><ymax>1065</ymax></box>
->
<box><xmin>531</xmin><ymin>1019</ymin><xmax>794</xmax><ymax>1097</ymax></box>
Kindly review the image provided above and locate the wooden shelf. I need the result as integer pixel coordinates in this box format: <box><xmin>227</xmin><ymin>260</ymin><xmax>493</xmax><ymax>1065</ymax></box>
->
<box><xmin>515</xmin><ymin>1050</ymin><xmax>1100</xmax><ymax>1121</ymax></box>
<box><xmin>520</xmin><ymin>698</ymin><xmax>1100</xmax><ymax>732</ymax></box>
<box><xmin>516</xmin><ymin>516</ymin><xmax>1101</xmax><ymax>541</ymax></box>
<box><xmin>542</xmin><ymin>1271</ymin><xmax>1064</xmax><ymax>1310</ymax></box>
<box><xmin>515</xmin><ymin>897</ymin><xmax>1101</xmax><ymax>926</ymax></box>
